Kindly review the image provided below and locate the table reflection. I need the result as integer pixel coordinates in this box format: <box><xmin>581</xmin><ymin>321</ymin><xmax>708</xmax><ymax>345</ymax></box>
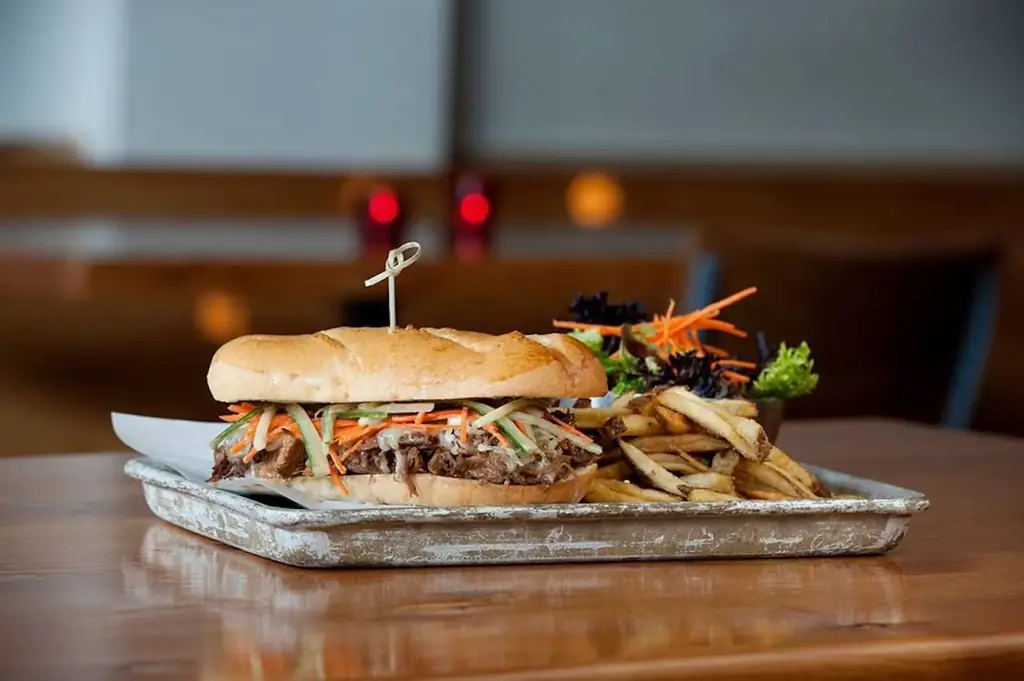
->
<box><xmin>124</xmin><ymin>524</ymin><xmax>908</xmax><ymax>679</ymax></box>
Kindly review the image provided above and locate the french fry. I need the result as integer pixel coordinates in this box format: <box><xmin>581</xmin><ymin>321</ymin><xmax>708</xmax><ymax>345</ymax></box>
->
<box><xmin>766</xmin><ymin>447</ymin><xmax>827</xmax><ymax>497</ymax></box>
<box><xmin>571</xmin><ymin>408</ymin><xmax>631</xmax><ymax>430</ymax></box>
<box><xmin>711</xmin><ymin>449</ymin><xmax>741</xmax><ymax>475</ymax></box>
<box><xmin>619</xmin><ymin>438</ymin><xmax>688</xmax><ymax>497</ymax></box>
<box><xmin>595</xmin><ymin>460</ymin><xmax>631</xmax><ymax>480</ymax></box>
<box><xmin>583</xmin><ymin>480</ymin><xmax>647</xmax><ymax>503</ymax></box>
<box><xmin>654</xmin><ymin>405</ymin><xmax>692</xmax><ymax>434</ymax></box>
<box><xmin>611</xmin><ymin>392</ymin><xmax>638</xmax><ymax>409</ymax></box>
<box><xmin>600</xmin><ymin>479</ymin><xmax>681</xmax><ymax>502</ymax></box>
<box><xmin>629</xmin><ymin>434</ymin><xmax>727</xmax><ymax>455</ymax></box>
<box><xmin>733</xmin><ymin>460</ymin><xmax>802</xmax><ymax>497</ymax></box>
<box><xmin>763</xmin><ymin>461</ymin><xmax>818</xmax><ymax>499</ymax></box>
<box><xmin>649</xmin><ymin>452</ymin><xmax>709</xmax><ymax>474</ymax></box>
<box><xmin>711</xmin><ymin>398</ymin><xmax>759</xmax><ymax>419</ymax></box>
<box><xmin>687</xmin><ymin>489</ymin><xmax>741</xmax><ymax>502</ymax></box>
<box><xmin>741</xmin><ymin>488</ymin><xmax>797</xmax><ymax>501</ymax></box>
<box><xmin>604</xmin><ymin>415</ymin><xmax>664</xmax><ymax>438</ymax></box>
<box><xmin>732</xmin><ymin>418</ymin><xmax>771</xmax><ymax>458</ymax></box>
<box><xmin>657</xmin><ymin>388</ymin><xmax>770</xmax><ymax>461</ymax></box>
<box><xmin>627</xmin><ymin>394</ymin><xmax>658</xmax><ymax>417</ymax></box>
<box><xmin>676</xmin><ymin>472</ymin><xmax>736</xmax><ymax>495</ymax></box>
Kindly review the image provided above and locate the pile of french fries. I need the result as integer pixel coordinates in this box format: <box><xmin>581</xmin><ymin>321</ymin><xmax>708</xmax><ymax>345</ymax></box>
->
<box><xmin>574</xmin><ymin>387</ymin><xmax>829</xmax><ymax>503</ymax></box>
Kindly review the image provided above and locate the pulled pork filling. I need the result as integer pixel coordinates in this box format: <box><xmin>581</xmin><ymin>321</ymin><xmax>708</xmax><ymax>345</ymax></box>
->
<box><xmin>209</xmin><ymin>402</ymin><xmax>601</xmax><ymax>487</ymax></box>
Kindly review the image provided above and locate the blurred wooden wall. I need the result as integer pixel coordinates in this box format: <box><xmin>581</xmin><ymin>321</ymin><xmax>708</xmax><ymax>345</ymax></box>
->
<box><xmin>3</xmin><ymin>164</ymin><xmax>1023</xmax><ymax>229</ymax></box>
<box><xmin>1</xmin><ymin>163</ymin><xmax>1023</xmax><ymax>454</ymax></box>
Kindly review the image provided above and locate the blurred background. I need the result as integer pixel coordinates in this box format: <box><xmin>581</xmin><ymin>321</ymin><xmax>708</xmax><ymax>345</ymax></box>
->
<box><xmin>1</xmin><ymin>0</ymin><xmax>1022</xmax><ymax>454</ymax></box>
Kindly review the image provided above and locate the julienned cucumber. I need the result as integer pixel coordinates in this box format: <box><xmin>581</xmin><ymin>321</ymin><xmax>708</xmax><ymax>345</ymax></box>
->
<box><xmin>328</xmin><ymin>410</ymin><xmax>388</xmax><ymax>419</ymax></box>
<box><xmin>284</xmin><ymin>404</ymin><xmax>331</xmax><ymax>477</ymax></box>
<box><xmin>210</xmin><ymin>408</ymin><xmax>260</xmax><ymax>449</ymax></box>
<box><xmin>460</xmin><ymin>401</ymin><xmax>538</xmax><ymax>452</ymax></box>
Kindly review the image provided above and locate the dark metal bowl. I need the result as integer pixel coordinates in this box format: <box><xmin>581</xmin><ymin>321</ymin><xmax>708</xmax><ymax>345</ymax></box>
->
<box><xmin>753</xmin><ymin>398</ymin><xmax>785</xmax><ymax>443</ymax></box>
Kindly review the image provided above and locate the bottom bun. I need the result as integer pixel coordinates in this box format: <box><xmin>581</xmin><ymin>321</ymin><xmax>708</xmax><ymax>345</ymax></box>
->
<box><xmin>280</xmin><ymin>465</ymin><xmax>597</xmax><ymax>507</ymax></box>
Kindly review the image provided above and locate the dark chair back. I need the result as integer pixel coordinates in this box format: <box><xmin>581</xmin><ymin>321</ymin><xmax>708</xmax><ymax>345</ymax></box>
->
<box><xmin>973</xmin><ymin>241</ymin><xmax>1024</xmax><ymax>435</ymax></box>
<box><xmin>697</xmin><ymin>229</ymin><xmax>998</xmax><ymax>424</ymax></box>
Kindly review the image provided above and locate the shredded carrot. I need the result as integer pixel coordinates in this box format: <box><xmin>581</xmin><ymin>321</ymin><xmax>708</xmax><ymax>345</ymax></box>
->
<box><xmin>670</xmin><ymin>287</ymin><xmax>757</xmax><ymax>331</ymax></box>
<box><xmin>334</xmin><ymin>425</ymin><xmax>369</xmax><ymax>445</ymax></box>
<box><xmin>268</xmin><ymin>424</ymin><xmax>299</xmax><ymax>439</ymax></box>
<box><xmin>330</xmin><ymin>468</ymin><xmax>349</xmax><ymax>494</ymax></box>
<box><xmin>229</xmin><ymin>419</ymin><xmax>259</xmax><ymax>454</ymax></box>
<box><xmin>459</xmin><ymin>408</ymin><xmax>469</xmax><ymax>444</ymax></box>
<box><xmin>327</xmin><ymin>446</ymin><xmax>346</xmax><ymax>474</ymax></box>
<box><xmin>702</xmin><ymin>344</ymin><xmax>730</xmax><ymax>357</ymax></box>
<box><xmin>268</xmin><ymin>414</ymin><xmax>291</xmax><ymax>429</ymax></box>
<box><xmin>227</xmin><ymin>403</ymin><xmax>258</xmax><ymax>415</ymax></box>
<box><xmin>482</xmin><ymin>424</ymin><xmax>510</xmax><ymax>448</ymax></box>
<box><xmin>721</xmin><ymin>370</ymin><xmax>751</xmax><ymax>384</ymax></box>
<box><xmin>659</xmin><ymin>300</ymin><xmax>676</xmax><ymax>345</ymax></box>
<box><xmin>512</xmin><ymin>418</ymin><xmax>529</xmax><ymax>436</ymax></box>
<box><xmin>219</xmin><ymin>413</ymin><xmax>248</xmax><ymax>422</ymax></box>
<box><xmin>644</xmin><ymin>287</ymin><xmax>757</xmax><ymax>344</ymax></box>
<box><xmin>692</xmin><ymin>319</ymin><xmax>748</xmax><ymax>338</ymax></box>
<box><xmin>687</xmin><ymin>330</ymin><xmax>704</xmax><ymax>355</ymax></box>
<box><xmin>337</xmin><ymin>436</ymin><xmax>370</xmax><ymax>463</ymax></box>
<box><xmin>544</xmin><ymin>412</ymin><xmax>594</xmax><ymax>442</ymax></box>
<box><xmin>413</xmin><ymin>411</ymin><xmax>426</xmax><ymax>425</ymax></box>
<box><xmin>716</xmin><ymin>359</ymin><xmax>757</xmax><ymax>370</ymax></box>
<box><xmin>337</xmin><ymin>425</ymin><xmax>385</xmax><ymax>462</ymax></box>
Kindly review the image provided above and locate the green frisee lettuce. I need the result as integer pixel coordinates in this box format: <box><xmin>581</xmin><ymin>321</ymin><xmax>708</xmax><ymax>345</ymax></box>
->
<box><xmin>749</xmin><ymin>341</ymin><xmax>819</xmax><ymax>400</ymax></box>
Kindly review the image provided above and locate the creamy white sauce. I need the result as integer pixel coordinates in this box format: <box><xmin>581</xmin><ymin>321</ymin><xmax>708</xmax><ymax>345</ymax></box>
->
<box><xmin>375</xmin><ymin>427</ymin><xmax>416</xmax><ymax>451</ymax></box>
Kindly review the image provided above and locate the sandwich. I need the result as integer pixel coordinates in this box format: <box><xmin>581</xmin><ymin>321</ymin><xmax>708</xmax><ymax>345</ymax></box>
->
<box><xmin>205</xmin><ymin>326</ymin><xmax>607</xmax><ymax>506</ymax></box>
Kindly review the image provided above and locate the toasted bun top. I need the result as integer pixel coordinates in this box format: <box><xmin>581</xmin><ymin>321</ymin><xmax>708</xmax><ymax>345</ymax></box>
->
<box><xmin>207</xmin><ymin>326</ymin><xmax>607</xmax><ymax>403</ymax></box>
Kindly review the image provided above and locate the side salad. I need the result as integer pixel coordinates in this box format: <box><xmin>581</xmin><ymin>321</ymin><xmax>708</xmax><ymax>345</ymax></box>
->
<box><xmin>554</xmin><ymin>289</ymin><xmax>818</xmax><ymax>402</ymax></box>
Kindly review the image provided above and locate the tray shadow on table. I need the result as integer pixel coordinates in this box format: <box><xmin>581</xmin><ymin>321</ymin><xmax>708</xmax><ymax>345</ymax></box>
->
<box><xmin>123</xmin><ymin>522</ymin><xmax>914</xmax><ymax>679</ymax></box>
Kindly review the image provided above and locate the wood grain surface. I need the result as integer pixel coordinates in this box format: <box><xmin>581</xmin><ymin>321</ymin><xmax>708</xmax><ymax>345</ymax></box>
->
<box><xmin>1</xmin><ymin>420</ymin><xmax>1023</xmax><ymax>680</ymax></box>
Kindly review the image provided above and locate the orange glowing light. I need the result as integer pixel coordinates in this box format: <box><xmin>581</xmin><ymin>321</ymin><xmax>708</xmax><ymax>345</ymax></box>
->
<box><xmin>566</xmin><ymin>172</ymin><xmax>624</xmax><ymax>228</ymax></box>
<box><xmin>195</xmin><ymin>290</ymin><xmax>250</xmax><ymax>343</ymax></box>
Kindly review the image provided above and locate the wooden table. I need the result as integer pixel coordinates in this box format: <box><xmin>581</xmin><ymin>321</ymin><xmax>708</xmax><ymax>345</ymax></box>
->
<box><xmin>2</xmin><ymin>420</ymin><xmax>1023</xmax><ymax>680</ymax></box>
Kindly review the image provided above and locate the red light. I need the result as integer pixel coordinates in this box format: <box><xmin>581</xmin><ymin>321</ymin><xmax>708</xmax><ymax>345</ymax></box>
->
<box><xmin>458</xmin><ymin>193</ymin><xmax>490</xmax><ymax>226</ymax></box>
<box><xmin>367</xmin><ymin>192</ymin><xmax>400</xmax><ymax>224</ymax></box>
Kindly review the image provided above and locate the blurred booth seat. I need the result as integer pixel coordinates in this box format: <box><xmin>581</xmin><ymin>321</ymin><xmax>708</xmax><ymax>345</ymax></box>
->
<box><xmin>972</xmin><ymin>240</ymin><xmax>1024</xmax><ymax>436</ymax></box>
<box><xmin>689</xmin><ymin>228</ymin><xmax>999</xmax><ymax>426</ymax></box>
<box><xmin>0</xmin><ymin>138</ymin><xmax>82</xmax><ymax>166</ymax></box>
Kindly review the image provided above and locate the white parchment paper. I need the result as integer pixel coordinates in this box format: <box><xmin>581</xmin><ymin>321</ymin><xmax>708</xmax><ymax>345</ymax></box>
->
<box><xmin>111</xmin><ymin>412</ymin><xmax>376</xmax><ymax>510</ymax></box>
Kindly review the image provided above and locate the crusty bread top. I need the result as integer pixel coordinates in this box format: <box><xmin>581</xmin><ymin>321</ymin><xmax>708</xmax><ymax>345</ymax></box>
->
<box><xmin>207</xmin><ymin>326</ymin><xmax>607</xmax><ymax>403</ymax></box>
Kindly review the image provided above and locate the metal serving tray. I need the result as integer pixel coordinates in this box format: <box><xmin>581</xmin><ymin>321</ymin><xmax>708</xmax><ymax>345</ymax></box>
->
<box><xmin>124</xmin><ymin>457</ymin><xmax>929</xmax><ymax>568</ymax></box>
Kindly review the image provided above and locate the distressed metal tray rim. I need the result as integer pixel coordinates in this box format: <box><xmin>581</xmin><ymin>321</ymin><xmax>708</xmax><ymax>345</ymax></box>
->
<box><xmin>124</xmin><ymin>458</ymin><xmax>929</xmax><ymax>528</ymax></box>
